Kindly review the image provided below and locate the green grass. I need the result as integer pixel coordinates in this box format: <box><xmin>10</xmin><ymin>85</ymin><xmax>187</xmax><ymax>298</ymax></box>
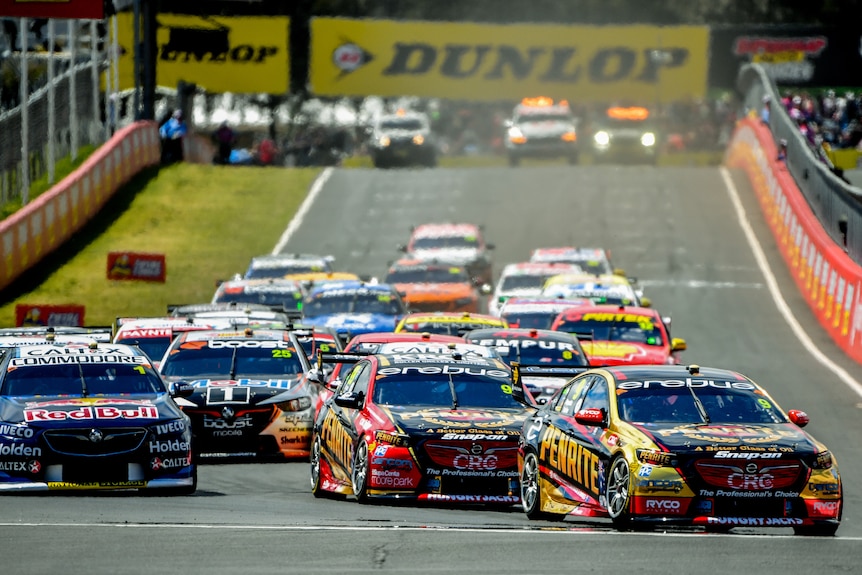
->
<box><xmin>0</xmin><ymin>164</ymin><xmax>321</xmax><ymax>327</ymax></box>
<box><xmin>1</xmin><ymin>146</ymin><xmax>98</xmax><ymax>219</ymax></box>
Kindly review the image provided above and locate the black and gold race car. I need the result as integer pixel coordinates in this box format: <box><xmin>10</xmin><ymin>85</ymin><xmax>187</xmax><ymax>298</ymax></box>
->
<box><xmin>512</xmin><ymin>363</ymin><xmax>842</xmax><ymax>535</ymax></box>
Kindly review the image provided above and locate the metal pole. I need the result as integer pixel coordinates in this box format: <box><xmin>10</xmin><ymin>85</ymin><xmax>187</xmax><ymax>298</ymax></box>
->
<box><xmin>20</xmin><ymin>17</ymin><xmax>29</xmax><ymax>205</ymax></box>
<box><xmin>142</xmin><ymin>0</ymin><xmax>156</xmax><ymax>121</ymax></box>
<box><xmin>47</xmin><ymin>19</ymin><xmax>56</xmax><ymax>185</ymax></box>
<box><xmin>112</xmin><ymin>14</ymin><xmax>120</xmax><ymax>129</ymax></box>
<box><xmin>90</xmin><ymin>20</ymin><xmax>100</xmax><ymax>142</ymax></box>
<box><xmin>104</xmin><ymin>18</ymin><xmax>112</xmax><ymax>139</ymax></box>
<box><xmin>69</xmin><ymin>20</ymin><xmax>78</xmax><ymax>161</ymax></box>
<box><xmin>133</xmin><ymin>0</ymin><xmax>141</xmax><ymax>120</ymax></box>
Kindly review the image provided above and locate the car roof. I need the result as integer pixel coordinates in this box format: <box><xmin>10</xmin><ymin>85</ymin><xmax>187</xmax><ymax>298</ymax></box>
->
<box><xmin>465</xmin><ymin>327</ymin><xmax>579</xmax><ymax>342</ymax></box>
<box><xmin>346</xmin><ymin>331</ymin><xmax>463</xmax><ymax>347</ymax></box>
<box><xmin>544</xmin><ymin>273</ymin><xmax>630</xmax><ymax>287</ymax></box>
<box><xmin>400</xmin><ymin>311</ymin><xmax>503</xmax><ymax>324</ymax></box>
<box><xmin>556</xmin><ymin>304</ymin><xmax>657</xmax><ymax>318</ymax></box>
<box><xmin>501</xmin><ymin>262</ymin><xmax>582</xmax><ymax>276</ymax></box>
<box><xmin>601</xmin><ymin>364</ymin><xmax>751</xmax><ymax>384</ymax></box>
<box><xmin>7</xmin><ymin>342</ymin><xmax>148</xmax><ymax>360</ymax></box>
<box><xmin>411</xmin><ymin>223</ymin><xmax>482</xmax><ymax>238</ymax></box>
<box><xmin>370</xmin><ymin>352</ymin><xmax>508</xmax><ymax>370</ymax></box>
<box><xmin>249</xmin><ymin>253</ymin><xmax>332</xmax><ymax>267</ymax></box>
<box><xmin>307</xmin><ymin>281</ymin><xmax>396</xmax><ymax>296</ymax></box>
<box><xmin>174</xmin><ymin>328</ymin><xmax>292</xmax><ymax>343</ymax></box>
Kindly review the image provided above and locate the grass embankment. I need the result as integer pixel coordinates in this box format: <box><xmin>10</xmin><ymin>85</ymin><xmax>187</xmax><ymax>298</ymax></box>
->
<box><xmin>0</xmin><ymin>164</ymin><xmax>321</xmax><ymax>327</ymax></box>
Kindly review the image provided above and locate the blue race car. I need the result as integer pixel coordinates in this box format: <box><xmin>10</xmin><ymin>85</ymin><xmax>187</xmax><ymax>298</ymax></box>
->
<box><xmin>301</xmin><ymin>281</ymin><xmax>407</xmax><ymax>338</ymax></box>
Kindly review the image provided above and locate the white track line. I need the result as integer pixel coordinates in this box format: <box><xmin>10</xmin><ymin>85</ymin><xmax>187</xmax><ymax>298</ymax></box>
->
<box><xmin>272</xmin><ymin>167</ymin><xmax>334</xmax><ymax>255</ymax></box>
<box><xmin>720</xmin><ymin>167</ymin><xmax>862</xmax><ymax>399</ymax></box>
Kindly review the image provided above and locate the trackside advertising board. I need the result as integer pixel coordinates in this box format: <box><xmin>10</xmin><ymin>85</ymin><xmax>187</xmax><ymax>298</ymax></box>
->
<box><xmin>15</xmin><ymin>304</ymin><xmax>85</xmax><ymax>327</ymax></box>
<box><xmin>725</xmin><ymin>117</ymin><xmax>862</xmax><ymax>364</ymax></box>
<box><xmin>0</xmin><ymin>0</ymin><xmax>103</xmax><ymax>19</ymax></box>
<box><xmin>310</xmin><ymin>18</ymin><xmax>708</xmax><ymax>102</ymax></box>
<box><xmin>113</xmin><ymin>13</ymin><xmax>289</xmax><ymax>94</ymax></box>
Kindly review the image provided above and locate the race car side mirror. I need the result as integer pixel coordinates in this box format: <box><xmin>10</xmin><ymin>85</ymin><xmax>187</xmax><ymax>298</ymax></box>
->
<box><xmin>170</xmin><ymin>382</ymin><xmax>195</xmax><ymax>399</ymax></box>
<box><xmin>671</xmin><ymin>338</ymin><xmax>687</xmax><ymax>352</ymax></box>
<box><xmin>575</xmin><ymin>407</ymin><xmax>607</xmax><ymax>428</ymax></box>
<box><xmin>788</xmin><ymin>409</ymin><xmax>809</xmax><ymax>428</ymax></box>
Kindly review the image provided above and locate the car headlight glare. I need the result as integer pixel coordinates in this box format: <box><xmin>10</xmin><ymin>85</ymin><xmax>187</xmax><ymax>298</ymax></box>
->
<box><xmin>594</xmin><ymin>131</ymin><xmax>610</xmax><ymax>146</ymax></box>
<box><xmin>379</xmin><ymin>135</ymin><xmax>391</xmax><ymax>147</ymax></box>
<box><xmin>508</xmin><ymin>126</ymin><xmax>527</xmax><ymax>144</ymax></box>
<box><xmin>412</xmin><ymin>134</ymin><xmax>425</xmax><ymax>145</ymax></box>
<box><xmin>641</xmin><ymin>132</ymin><xmax>656</xmax><ymax>147</ymax></box>
<box><xmin>812</xmin><ymin>450</ymin><xmax>834</xmax><ymax>469</ymax></box>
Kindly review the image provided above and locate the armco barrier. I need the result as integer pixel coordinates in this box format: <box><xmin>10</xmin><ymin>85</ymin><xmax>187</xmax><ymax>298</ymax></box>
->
<box><xmin>0</xmin><ymin>121</ymin><xmax>161</xmax><ymax>292</ymax></box>
<box><xmin>725</xmin><ymin>117</ymin><xmax>862</xmax><ymax>363</ymax></box>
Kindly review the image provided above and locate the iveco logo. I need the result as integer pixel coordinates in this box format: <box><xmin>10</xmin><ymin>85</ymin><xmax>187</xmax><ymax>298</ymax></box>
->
<box><xmin>471</xmin><ymin>443</ymin><xmax>483</xmax><ymax>455</ymax></box>
<box><xmin>746</xmin><ymin>463</ymin><xmax>758</xmax><ymax>474</ymax></box>
<box><xmin>88</xmin><ymin>429</ymin><xmax>104</xmax><ymax>443</ymax></box>
<box><xmin>222</xmin><ymin>406</ymin><xmax>235</xmax><ymax>420</ymax></box>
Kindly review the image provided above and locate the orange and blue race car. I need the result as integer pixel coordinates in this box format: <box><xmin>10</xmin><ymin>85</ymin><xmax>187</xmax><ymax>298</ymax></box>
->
<box><xmin>550</xmin><ymin>303</ymin><xmax>686</xmax><ymax>365</ymax></box>
<box><xmin>512</xmin><ymin>364</ymin><xmax>842</xmax><ymax>535</ymax></box>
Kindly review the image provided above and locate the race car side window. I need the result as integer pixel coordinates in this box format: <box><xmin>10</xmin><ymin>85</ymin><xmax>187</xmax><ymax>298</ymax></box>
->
<box><xmin>552</xmin><ymin>376</ymin><xmax>585</xmax><ymax>415</ymax></box>
<box><xmin>580</xmin><ymin>376</ymin><xmax>609</xmax><ymax>416</ymax></box>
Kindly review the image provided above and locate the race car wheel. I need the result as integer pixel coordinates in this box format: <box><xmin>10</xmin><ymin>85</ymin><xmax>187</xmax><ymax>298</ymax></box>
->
<box><xmin>351</xmin><ymin>440</ymin><xmax>371</xmax><ymax>503</ymax></box>
<box><xmin>793</xmin><ymin>523</ymin><xmax>840</xmax><ymax>537</ymax></box>
<box><xmin>521</xmin><ymin>450</ymin><xmax>565</xmax><ymax>521</ymax></box>
<box><xmin>310</xmin><ymin>434</ymin><xmax>324</xmax><ymax>498</ymax></box>
<box><xmin>606</xmin><ymin>456</ymin><xmax>633</xmax><ymax>529</ymax></box>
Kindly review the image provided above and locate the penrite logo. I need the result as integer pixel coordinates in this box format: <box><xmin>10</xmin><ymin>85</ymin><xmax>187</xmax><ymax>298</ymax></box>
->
<box><xmin>158</xmin><ymin>16</ymin><xmax>279</xmax><ymax>65</ymax></box>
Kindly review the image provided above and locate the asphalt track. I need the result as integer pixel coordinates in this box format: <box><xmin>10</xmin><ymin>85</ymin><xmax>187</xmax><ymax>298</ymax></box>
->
<box><xmin>2</xmin><ymin>164</ymin><xmax>861</xmax><ymax>574</ymax></box>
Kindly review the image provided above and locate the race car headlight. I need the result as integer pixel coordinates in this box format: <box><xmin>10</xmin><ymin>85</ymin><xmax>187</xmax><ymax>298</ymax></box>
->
<box><xmin>637</xmin><ymin>448</ymin><xmax>678</xmax><ymax>467</ymax></box>
<box><xmin>812</xmin><ymin>450</ymin><xmax>834</xmax><ymax>469</ymax></box>
<box><xmin>379</xmin><ymin>135</ymin><xmax>391</xmax><ymax>147</ymax></box>
<box><xmin>561</xmin><ymin>130</ymin><xmax>577</xmax><ymax>142</ymax></box>
<box><xmin>276</xmin><ymin>396</ymin><xmax>312</xmax><ymax>412</ymax></box>
<box><xmin>594</xmin><ymin>131</ymin><xmax>610</xmax><ymax>146</ymax></box>
<box><xmin>641</xmin><ymin>132</ymin><xmax>656</xmax><ymax>147</ymax></box>
<box><xmin>508</xmin><ymin>126</ymin><xmax>526</xmax><ymax>144</ymax></box>
<box><xmin>412</xmin><ymin>134</ymin><xmax>425</xmax><ymax>145</ymax></box>
<box><xmin>375</xmin><ymin>430</ymin><xmax>410</xmax><ymax>447</ymax></box>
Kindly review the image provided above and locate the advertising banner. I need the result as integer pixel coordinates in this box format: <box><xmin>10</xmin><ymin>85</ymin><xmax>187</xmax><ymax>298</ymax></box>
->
<box><xmin>15</xmin><ymin>304</ymin><xmax>86</xmax><ymax>327</ymax></box>
<box><xmin>709</xmin><ymin>26</ymin><xmax>862</xmax><ymax>89</ymax></box>
<box><xmin>311</xmin><ymin>18</ymin><xmax>708</xmax><ymax>102</ymax></box>
<box><xmin>106</xmin><ymin>252</ymin><xmax>166</xmax><ymax>282</ymax></box>
<box><xmin>0</xmin><ymin>0</ymin><xmax>103</xmax><ymax>19</ymax></box>
<box><xmin>114</xmin><ymin>13</ymin><xmax>289</xmax><ymax>93</ymax></box>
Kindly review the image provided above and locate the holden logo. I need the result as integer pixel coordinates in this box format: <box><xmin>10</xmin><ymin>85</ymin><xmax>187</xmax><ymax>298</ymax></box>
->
<box><xmin>332</xmin><ymin>42</ymin><xmax>374</xmax><ymax>75</ymax></box>
<box><xmin>471</xmin><ymin>443</ymin><xmax>483</xmax><ymax>455</ymax></box>
<box><xmin>88</xmin><ymin>429</ymin><xmax>104</xmax><ymax>443</ymax></box>
<box><xmin>221</xmin><ymin>406</ymin><xmax>236</xmax><ymax>421</ymax></box>
<box><xmin>745</xmin><ymin>463</ymin><xmax>758</xmax><ymax>474</ymax></box>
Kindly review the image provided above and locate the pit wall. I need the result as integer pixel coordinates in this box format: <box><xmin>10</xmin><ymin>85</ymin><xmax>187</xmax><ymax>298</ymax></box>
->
<box><xmin>0</xmin><ymin>122</ymin><xmax>214</xmax><ymax>293</ymax></box>
<box><xmin>725</xmin><ymin>117</ymin><xmax>862</xmax><ymax>363</ymax></box>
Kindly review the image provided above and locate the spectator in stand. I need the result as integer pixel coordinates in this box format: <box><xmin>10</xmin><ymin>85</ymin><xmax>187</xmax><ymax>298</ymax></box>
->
<box><xmin>760</xmin><ymin>95</ymin><xmax>771</xmax><ymax>125</ymax></box>
<box><xmin>254</xmin><ymin>137</ymin><xmax>278</xmax><ymax>166</ymax></box>
<box><xmin>159</xmin><ymin>109</ymin><xmax>187</xmax><ymax>165</ymax></box>
<box><xmin>213</xmin><ymin>121</ymin><xmax>236</xmax><ymax>165</ymax></box>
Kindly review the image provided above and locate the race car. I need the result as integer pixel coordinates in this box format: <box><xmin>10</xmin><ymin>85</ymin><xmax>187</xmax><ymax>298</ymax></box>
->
<box><xmin>589</xmin><ymin>105</ymin><xmax>659</xmax><ymax>164</ymax></box>
<box><xmin>368</xmin><ymin>110</ymin><xmax>437</xmax><ymax>168</ymax></box>
<box><xmin>497</xmin><ymin>297</ymin><xmax>591</xmax><ymax>330</ymax></box>
<box><xmin>212</xmin><ymin>278</ymin><xmax>306</xmax><ymax>313</ymax></box>
<box><xmin>0</xmin><ymin>326</ymin><xmax>113</xmax><ymax>350</ymax></box>
<box><xmin>243</xmin><ymin>253</ymin><xmax>334</xmax><ymax>280</ymax></box>
<box><xmin>0</xmin><ymin>342</ymin><xmax>196</xmax><ymax>494</ymax></box>
<box><xmin>311</xmin><ymin>351</ymin><xmax>528</xmax><ymax>504</ymax></box>
<box><xmin>158</xmin><ymin>328</ymin><xmax>315</xmax><ymax>459</ymax></box>
<box><xmin>283</xmin><ymin>271</ymin><xmax>361</xmax><ymax>292</ymax></box>
<box><xmin>504</xmin><ymin>97</ymin><xmax>579</xmax><ymax>167</ymax></box>
<box><xmin>464</xmin><ymin>327</ymin><xmax>590</xmax><ymax>402</ymax></box>
<box><xmin>529</xmin><ymin>247</ymin><xmax>622</xmax><ymax>277</ymax></box>
<box><xmin>301</xmin><ymin>280</ymin><xmax>407</xmax><ymax>338</ymax></box>
<box><xmin>384</xmin><ymin>259</ymin><xmax>487</xmax><ymax>313</ymax></box>
<box><xmin>542</xmin><ymin>273</ymin><xmax>650</xmax><ymax>307</ymax></box>
<box><xmin>488</xmin><ymin>262</ymin><xmax>583</xmax><ymax>316</ymax></box>
<box><xmin>394</xmin><ymin>311</ymin><xmax>507</xmax><ymax>336</ymax></box>
<box><xmin>398</xmin><ymin>223</ymin><xmax>495</xmax><ymax>286</ymax></box>
<box><xmin>166</xmin><ymin>302</ymin><xmax>298</xmax><ymax>326</ymax></box>
<box><xmin>550</xmin><ymin>303</ymin><xmax>686</xmax><ymax>365</ymax></box>
<box><xmin>113</xmin><ymin>316</ymin><xmax>239</xmax><ymax>368</ymax></box>
<box><xmin>513</xmin><ymin>364</ymin><xmax>842</xmax><ymax>535</ymax></box>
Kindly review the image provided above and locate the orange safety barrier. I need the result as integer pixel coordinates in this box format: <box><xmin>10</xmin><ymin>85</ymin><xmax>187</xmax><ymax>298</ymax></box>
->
<box><xmin>725</xmin><ymin>117</ymin><xmax>862</xmax><ymax>363</ymax></box>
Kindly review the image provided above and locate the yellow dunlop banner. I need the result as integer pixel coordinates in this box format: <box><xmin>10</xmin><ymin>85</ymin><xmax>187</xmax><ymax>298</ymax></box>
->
<box><xmin>311</xmin><ymin>18</ymin><xmax>708</xmax><ymax>102</ymax></box>
<box><xmin>114</xmin><ymin>13</ymin><xmax>289</xmax><ymax>94</ymax></box>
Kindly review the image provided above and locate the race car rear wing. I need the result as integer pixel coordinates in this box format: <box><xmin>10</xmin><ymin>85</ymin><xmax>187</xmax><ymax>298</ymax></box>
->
<box><xmin>316</xmin><ymin>351</ymin><xmax>366</xmax><ymax>371</ymax></box>
<box><xmin>0</xmin><ymin>325</ymin><xmax>113</xmax><ymax>342</ymax></box>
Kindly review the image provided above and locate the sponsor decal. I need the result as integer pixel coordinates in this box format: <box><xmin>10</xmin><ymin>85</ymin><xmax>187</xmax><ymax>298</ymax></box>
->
<box><xmin>154</xmin><ymin>421</ymin><xmax>186</xmax><ymax>435</ymax></box>
<box><xmin>617</xmin><ymin>378</ymin><xmax>756</xmax><ymax>390</ymax></box>
<box><xmin>808</xmin><ymin>482</ymin><xmax>840</xmax><ymax>494</ymax></box>
<box><xmin>636</xmin><ymin>479</ymin><xmax>684</xmax><ymax>492</ymax></box>
<box><xmin>149</xmin><ymin>439</ymin><xmax>191</xmax><ymax>453</ymax></box>
<box><xmin>47</xmin><ymin>481</ymin><xmax>148</xmax><ymax>489</ymax></box>
<box><xmin>733</xmin><ymin>36</ymin><xmax>827</xmax><ymax>83</ymax></box>
<box><xmin>320</xmin><ymin>411</ymin><xmax>352</xmax><ymax>470</ymax></box>
<box><xmin>106</xmin><ymin>252</ymin><xmax>166</xmax><ymax>282</ymax></box>
<box><xmin>440</xmin><ymin>433</ymin><xmax>507</xmax><ymax>441</ymax></box>
<box><xmin>0</xmin><ymin>424</ymin><xmax>34</xmax><ymax>439</ymax></box>
<box><xmin>0</xmin><ymin>460</ymin><xmax>40</xmax><ymax>473</ymax></box>
<box><xmin>538</xmin><ymin>426</ymin><xmax>600</xmax><ymax>498</ymax></box>
<box><xmin>371</xmin><ymin>456</ymin><xmax>414</xmax><ymax>471</ymax></box>
<box><xmin>151</xmin><ymin>456</ymin><xmax>192</xmax><ymax>470</ymax></box>
<box><xmin>637</xmin><ymin>464</ymin><xmax>653</xmax><ymax>477</ymax></box>
<box><xmin>475</xmin><ymin>338</ymin><xmax>577</xmax><ymax>351</ymax></box>
<box><xmin>0</xmin><ymin>443</ymin><xmax>41</xmax><ymax>456</ymax></box>
<box><xmin>655</xmin><ymin>425</ymin><xmax>791</xmax><ymax>445</ymax></box>
<box><xmin>12</xmin><ymin>355</ymin><xmax>146</xmax><ymax>366</ymax></box>
<box><xmin>698</xmin><ymin>489</ymin><xmax>800</xmax><ymax>498</ymax></box>
<box><xmin>15</xmin><ymin>304</ymin><xmax>85</xmax><ymax>328</ymax></box>
<box><xmin>115</xmin><ymin>13</ymin><xmax>289</xmax><ymax>93</ymax></box>
<box><xmin>641</xmin><ymin>498</ymin><xmax>685</xmax><ymax>515</ymax></box>
<box><xmin>714</xmin><ymin>450</ymin><xmax>782</xmax><ymax>459</ymax></box>
<box><xmin>24</xmin><ymin>406</ymin><xmax>158</xmax><ymax>422</ymax></box>
<box><xmin>422</xmin><ymin>494</ymin><xmax>520</xmax><ymax>503</ymax></box>
<box><xmin>203</xmin><ymin>414</ymin><xmax>253</xmax><ymax>430</ymax></box>
<box><xmin>705</xmin><ymin>517</ymin><xmax>803</xmax><ymax>527</ymax></box>
<box><xmin>377</xmin><ymin>364</ymin><xmax>509</xmax><ymax>378</ymax></box>
<box><xmin>811</xmin><ymin>500</ymin><xmax>840</xmax><ymax>515</ymax></box>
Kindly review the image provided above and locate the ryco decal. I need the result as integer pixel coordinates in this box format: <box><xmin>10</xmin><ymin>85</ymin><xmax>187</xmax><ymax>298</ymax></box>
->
<box><xmin>311</xmin><ymin>18</ymin><xmax>708</xmax><ymax>102</ymax></box>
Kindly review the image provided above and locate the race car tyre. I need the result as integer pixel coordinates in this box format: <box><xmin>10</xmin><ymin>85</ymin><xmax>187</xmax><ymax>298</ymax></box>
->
<box><xmin>606</xmin><ymin>456</ymin><xmax>633</xmax><ymax>529</ymax></box>
<box><xmin>351</xmin><ymin>440</ymin><xmax>371</xmax><ymax>503</ymax></box>
<box><xmin>310</xmin><ymin>434</ymin><xmax>325</xmax><ymax>498</ymax></box>
<box><xmin>157</xmin><ymin>467</ymin><xmax>197</xmax><ymax>496</ymax></box>
<box><xmin>508</xmin><ymin>155</ymin><xmax>520</xmax><ymax>167</ymax></box>
<box><xmin>793</xmin><ymin>523</ymin><xmax>840</xmax><ymax>537</ymax></box>
<box><xmin>521</xmin><ymin>450</ymin><xmax>565</xmax><ymax>521</ymax></box>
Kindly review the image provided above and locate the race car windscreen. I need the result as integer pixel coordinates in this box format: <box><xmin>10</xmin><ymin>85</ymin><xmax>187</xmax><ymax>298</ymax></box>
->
<box><xmin>373</xmin><ymin>373</ymin><xmax>519</xmax><ymax>408</ymax></box>
<box><xmin>385</xmin><ymin>267</ymin><xmax>471</xmax><ymax>284</ymax></box>
<box><xmin>500</xmin><ymin>274</ymin><xmax>553</xmax><ymax>291</ymax></box>
<box><xmin>303</xmin><ymin>291</ymin><xmax>404</xmax><ymax>316</ymax></box>
<box><xmin>114</xmin><ymin>336</ymin><xmax>172</xmax><ymax>365</ymax></box>
<box><xmin>411</xmin><ymin>236</ymin><xmax>478</xmax><ymax>250</ymax></box>
<box><xmin>399</xmin><ymin>321</ymin><xmax>488</xmax><ymax>336</ymax></box>
<box><xmin>617</xmin><ymin>386</ymin><xmax>787</xmax><ymax>425</ymax></box>
<box><xmin>213</xmin><ymin>290</ymin><xmax>303</xmax><ymax>310</ymax></box>
<box><xmin>554</xmin><ymin>315</ymin><xmax>663</xmax><ymax>345</ymax></box>
<box><xmin>516</xmin><ymin>112</ymin><xmax>572</xmax><ymax>124</ymax></box>
<box><xmin>160</xmin><ymin>345</ymin><xmax>304</xmax><ymax>378</ymax></box>
<box><xmin>379</xmin><ymin>118</ymin><xmax>425</xmax><ymax>131</ymax></box>
<box><xmin>496</xmin><ymin>340</ymin><xmax>587</xmax><ymax>366</ymax></box>
<box><xmin>2</xmin><ymin>363</ymin><xmax>166</xmax><ymax>396</ymax></box>
<box><xmin>499</xmin><ymin>310</ymin><xmax>558</xmax><ymax>330</ymax></box>
<box><xmin>246</xmin><ymin>262</ymin><xmax>324</xmax><ymax>279</ymax></box>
